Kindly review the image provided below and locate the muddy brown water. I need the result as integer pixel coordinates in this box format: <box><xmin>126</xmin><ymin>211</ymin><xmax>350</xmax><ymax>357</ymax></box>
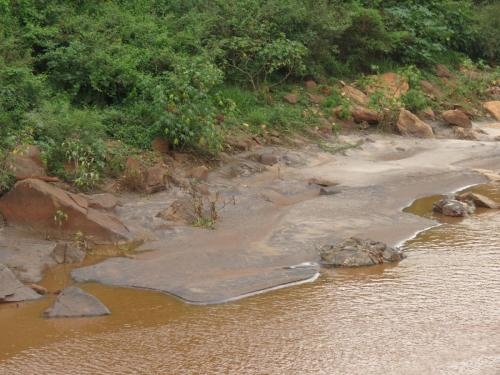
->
<box><xmin>0</xmin><ymin>185</ymin><xmax>499</xmax><ymax>375</ymax></box>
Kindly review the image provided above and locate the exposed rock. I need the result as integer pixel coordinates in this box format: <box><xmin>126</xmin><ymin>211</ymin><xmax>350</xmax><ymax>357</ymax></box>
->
<box><xmin>43</xmin><ymin>286</ymin><xmax>110</xmax><ymax>318</ymax></box>
<box><xmin>341</xmin><ymin>84</ymin><xmax>369</xmax><ymax>106</ymax></box>
<box><xmin>85</xmin><ymin>193</ymin><xmax>119</xmax><ymax>210</ymax></box>
<box><xmin>457</xmin><ymin>192</ymin><xmax>499</xmax><ymax>209</ymax></box>
<box><xmin>418</xmin><ymin>107</ymin><xmax>436</xmax><ymax>121</ymax></box>
<box><xmin>435</xmin><ymin>64</ymin><xmax>453</xmax><ymax>78</ymax></box>
<box><xmin>0</xmin><ymin>263</ymin><xmax>41</xmax><ymax>302</ymax></box>
<box><xmin>144</xmin><ymin>164</ymin><xmax>168</xmax><ymax>193</ymax></box>
<box><xmin>319</xmin><ymin>237</ymin><xmax>405</xmax><ymax>268</ymax></box>
<box><xmin>319</xmin><ymin>186</ymin><xmax>341</xmax><ymax>196</ymax></box>
<box><xmin>188</xmin><ymin>165</ymin><xmax>209</xmax><ymax>181</ymax></box>
<box><xmin>367</xmin><ymin>72</ymin><xmax>409</xmax><ymax>99</ymax></box>
<box><xmin>351</xmin><ymin>106</ymin><xmax>381</xmax><ymax>123</ymax></box>
<box><xmin>156</xmin><ymin>198</ymin><xmax>195</xmax><ymax>225</ymax></box>
<box><xmin>7</xmin><ymin>145</ymin><xmax>47</xmax><ymax>178</ymax></box>
<box><xmin>320</xmin><ymin>86</ymin><xmax>332</xmax><ymax>96</ymax></box>
<box><xmin>259</xmin><ymin>153</ymin><xmax>279</xmax><ymax>166</ymax></box>
<box><xmin>397</xmin><ymin>109</ymin><xmax>434</xmax><ymax>138</ymax></box>
<box><xmin>307</xmin><ymin>93</ymin><xmax>326</xmax><ymax>105</ymax></box>
<box><xmin>51</xmin><ymin>242</ymin><xmax>86</xmax><ymax>264</ymax></box>
<box><xmin>433</xmin><ymin>197</ymin><xmax>475</xmax><ymax>217</ymax></box>
<box><xmin>307</xmin><ymin>178</ymin><xmax>339</xmax><ymax>187</ymax></box>
<box><xmin>151</xmin><ymin>137</ymin><xmax>169</xmax><ymax>154</ymax></box>
<box><xmin>483</xmin><ymin>101</ymin><xmax>500</xmax><ymax>121</ymax></box>
<box><xmin>304</xmin><ymin>80</ymin><xmax>317</xmax><ymax>89</ymax></box>
<box><xmin>442</xmin><ymin>109</ymin><xmax>471</xmax><ymax>128</ymax></box>
<box><xmin>283</xmin><ymin>93</ymin><xmax>298</xmax><ymax>105</ymax></box>
<box><xmin>419</xmin><ymin>80</ymin><xmax>442</xmax><ymax>98</ymax></box>
<box><xmin>0</xmin><ymin>179</ymin><xmax>130</xmax><ymax>242</ymax></box>
<box><xmin>31</xmin><ymin>284</ymin><xmax>48</xmax><ymax>295</ymax></box>
<box><xmin>453</xmin><ymin>127</ymin><xmax>477</xmax><ymax>140</ymax></box>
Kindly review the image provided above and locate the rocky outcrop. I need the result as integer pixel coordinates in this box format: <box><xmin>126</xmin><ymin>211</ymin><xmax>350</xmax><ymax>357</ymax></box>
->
<box><xmin>341</xmin><ymin>84</ymin><xmax>369</xmax><ymax>106</ymax></box>
<box><xmin>453</xmin><ymin>127</ymin><xmax>477</xmax><ymax>140</ymax></box>
<box><xmin>397</xmin><ymin>109</ymin><xmax>434</xmax><ymax>138</ymax></box>
<box><xmin>457</xmin><ymin>192</ymin><xmax>499</xmax><ymax>209</ymax></box>
<box><xmin>151</xmin><ymin>137</ymin><xmax>169</xmax><ymax>154</ymax></box>
<box><xmin>433</xmin><ymin>197</ymin><xmax>475</xmax><ymax>217</ymax></box>
<box><xmin>0</xmin><ymin>263</ymin><xmax>41</xmax><ymax>302</ymax></box>
<box><xmin>442</xmin><ymin>109</ymin><xmax>471</xmax><ymax>128</ymax></box>
<box><xmin>43</xmin><ymin>286</ymin><xmax>110</xmax><ymax>318</ymax></box>
<box><xmin>122</xmin><ymin>158</ymin><xmax>168</xmax><ymax>193</ymax></box>
<box><xmin>0</xmin><ymin>179</ymin><xmax>130</xmax><ymax>242</ymax></box>
<box><xmin>367</xmin><ymin>72</ymin><xmax>409</xmax><ymax>99</ymax></box>
<box><xmin>351</xmin><ymin>106</ymin><xmax>381</xmax><ymax>123</ymax></box>
<box><xmin>483</xmin><ymin>101</ymin><xmax>500</xmax><ymax>120</ymax></box>
<box><xmin>319</xmin><ymin>237</ymin><xmax>405</xmax><ymax>268</ymax></box>
<box><xmin>6</xmin><ymin>145</ymin><xmax>47</xmax><ymax>179</ymax></box>
<box><xmin>84</xmin><ymin>193</ymin><xmax>119</xmax><ymax>210</ymax></box>
<box><xmin>51</xmin><ymin>242</ymin><xmax>86</xmax><ymax>264</ymax></box>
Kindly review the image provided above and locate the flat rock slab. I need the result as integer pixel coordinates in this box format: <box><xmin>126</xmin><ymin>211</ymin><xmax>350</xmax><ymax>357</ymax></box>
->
<box><xmin>43</xmin><ymin>286</ymin><xmax>110</xmax><ymax>318</ymax></box>
<box><xmin>72</xmin><ymin>261</ymin><xmax>319</xmax><ymax>304</ymax></box>
<box><xmin>0</xmin><ymin>263</ymin><xmax>41</xmax><ymax>302</ymax></box>
<box><xmin>0</xmin><ymin>227</ymin><xmax>57</xmax><ymax>283</ymax></box>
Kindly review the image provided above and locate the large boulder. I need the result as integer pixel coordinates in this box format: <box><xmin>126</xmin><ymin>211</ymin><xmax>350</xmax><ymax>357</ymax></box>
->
<box><xmin>442</xmin><ymin>109</ymin><xmax>471</xmax><ymax>128</ymax></box>
<box><xmin>351</xmin><ymin>106</ymin><xmax>381</xmax><ymax>123</ymax></box>
<box><xmin>483</xmin><ymin>101</ymin><xmax>500</xmax><ymax>121</ymax></box>
<box><xmin>6</xmin><ymin>145</ymin><xmax>46</xmax><ymax>178</ymax></box>
<box><xmin>0</xmin><ymin>179</ymin><xmax>130</xmax><ymax>242</ymax></box>
<box><xmin>43</xmin><ymin>286</ymin><xmax>110</xmax><ymax>318</ymax></box>
<box><xmin>366</xmin><ymin>72</ymin><xmax>409</xmax><ymax>99</ymax></box>
<box><xmin>457</xmin><ymin>192</ymin><xmax>499</xmax><ymax>209</ymax></box>
<box><xmin>319</xmin><ymin>237</ymin><xmax>405</xmax><ymax>268</ymax></box>
<box><xmin>342</xmin><ymin>85</ymin><xmax>369</xmax><ymax>106</ymax></box>
<box><xmin>0</xmin><ymin>263</ymin><xmax>41</xmax><ymax>302</ymax></box>
<box><xmin>433</xmin><ymin>197</ymin><xmax>475</xmax><ymax>217</ymax></box>
<box><xmin>397</xmin><ymin>109</ymin><xmax>434</xmax><ymax>138</ymax></box>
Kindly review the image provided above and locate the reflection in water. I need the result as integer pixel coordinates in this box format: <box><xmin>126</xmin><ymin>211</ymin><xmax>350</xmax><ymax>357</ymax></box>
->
<box><xmin>0</xmin><ymin>185</ymin><xmax>499</xmax><ymax>375</ymax></box>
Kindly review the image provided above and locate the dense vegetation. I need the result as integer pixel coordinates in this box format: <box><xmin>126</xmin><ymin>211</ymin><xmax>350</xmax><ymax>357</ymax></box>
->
<box><xmin>1</xmin><ymin>0</ymin><xmax>499</xmax><ymax>191</ymax></box>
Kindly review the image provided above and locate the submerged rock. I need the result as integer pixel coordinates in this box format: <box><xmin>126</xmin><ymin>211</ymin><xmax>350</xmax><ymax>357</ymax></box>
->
<box><xmin>0</xmin><ymin>263</ymin><xmax>41</xmax><ymax>302</ymax></box>
<box><xmin>433</xmin><ymin>197</ymin><xmax>475</xmax><ymax>217</ymax></box>
<box><xmin>319</xmin><ymin>237</ymin><xmax>405</xmax><ymax>268</ymax></box>
<box><xmin>43</xmin><ymin>286</ymin><xmax>110</xmax><ymax>318</ymax></box>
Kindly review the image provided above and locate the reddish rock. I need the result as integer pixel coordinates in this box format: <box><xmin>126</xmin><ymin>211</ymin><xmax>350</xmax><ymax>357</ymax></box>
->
<box><xmin>188</xmin><ymin>166</ymin><xmax>209</xmax><ymax>181</ymax></box>
<box><xmin>442</xmin><ymin>109</ymin><xmax>471</xmax><ymax>128</ymax></box>
<box><xmin>144</xmin><ymin>164</ymin><xmax>168</xmax><ymax>193</ymax></box>
<box><xmin>307</xmin><ymin>93</ymin><xmax>326</xmax><ymax>105</ymax></box>
<box><xmin>397</xmin><ymin>109</ymin><xmax>434</xmax><ymax>138</ymax></box>
<box><xmin>418</xmin><ymin>107</ymin><xmax>436</xmax><ymax>121</ymax></box>
<box><xmin>7</xmin><ymin>145</ymin><xmax>46</xmax><ymax>178</ymax></box>
<box><xmin>342</xmin><ymin>85</ymin><xmax>369</xmax><ymax>106</ymax></box>
<box><xmin>320</xmin><ymin>86</ymin><xmax>332</xmax><ymax>96</ymax></box>
<box><xmin>85</xmin><ymin>193</ymin><xmax>119</xmax><ymax>210</ymax></box>
<box><xmin>0</xmin><ymin>179</ymin><xmax>129</xmax><ymax>242</ymax></box>
<box><xmin>151</xmin><ymin>137</ymin><xmax>169</xmax><ymax>154</ymax></box>
<box><xmin>419</xmin><ymin>80</ymin><xmax>443</xmax><ymax>98</ymax></box>
<box><xmin>435</xmin><ymin>64</ymin><xmax>453</xmax><ymax>78</ymax></box>
<box><xmin>367</xmin><ymin>72</ymin><xmax>409</xmax><ymax>99</ymax></box>
<box><xmin>283</xmin><ymin>93</ymin><xmax>298</xmax><ymax>105</ymax></box>
<box><xmin>351</xmin><ymin>106</ymin><xmax>381</xmax><ymax>123</ymax></box>
<box><xmin>483</xmin><ymin>101</ymin><xmax>500</xmax><ymax>121</ymax></box>
<box><xmin>304</xmin><ymin>80</ymin><xmax>317</xmax><ymax>90</ymax></box>
<box><xmin>453</xmin><ymin>127</ymin><xmax>477</xmax><ymax>140</ymax></box>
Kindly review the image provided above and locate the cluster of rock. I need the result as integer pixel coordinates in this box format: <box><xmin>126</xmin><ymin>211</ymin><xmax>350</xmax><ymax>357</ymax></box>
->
<box><xmin>433</xmin><ymin>192</ymin><xmax>499</xmax><ymax>217</ymax></box>
<box><xmin>319</xmin><ymin>237</ymin><xmax>405</xmax><ymax>268</ymax></box>
<box><xmin>283</xmin><ymin>67</ymin><xmax>500</xmax><ymax>141</ymax></box>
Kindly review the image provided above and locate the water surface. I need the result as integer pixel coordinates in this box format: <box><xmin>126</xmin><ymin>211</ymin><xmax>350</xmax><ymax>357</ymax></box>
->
<box><xmin>0</xmin><ymin>185</ymin><xmax>499</xmax><ymax>375</ymax></box>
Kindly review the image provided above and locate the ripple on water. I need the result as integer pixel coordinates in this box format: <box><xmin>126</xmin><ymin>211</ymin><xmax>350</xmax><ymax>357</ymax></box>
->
<box><xmin>0</xmin><ymin>187</ymin><xmax>499</xmax><ymax>375</ymax></box>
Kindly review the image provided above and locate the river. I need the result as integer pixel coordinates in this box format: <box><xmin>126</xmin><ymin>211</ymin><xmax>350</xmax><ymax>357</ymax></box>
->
<box><xmin>0</xmin><ymin>185</ymin><xmax>499</xmax><ymax>374</ymax></box>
